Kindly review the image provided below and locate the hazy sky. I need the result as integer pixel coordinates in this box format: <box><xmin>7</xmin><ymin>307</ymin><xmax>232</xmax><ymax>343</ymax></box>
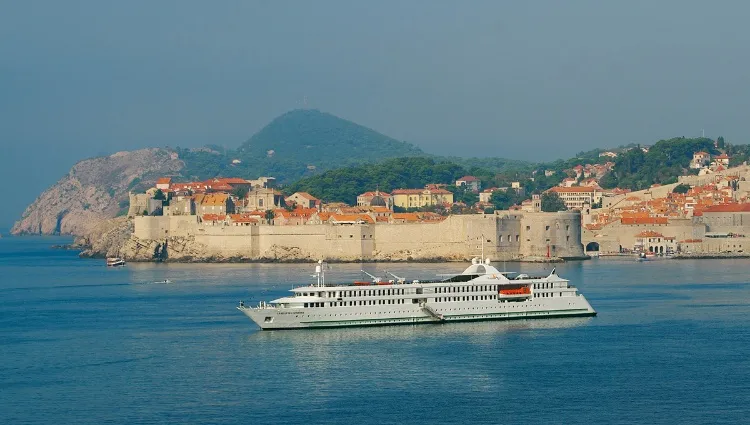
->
<box><xmin>2</xmin><ymin>0</ymin><xmax>750</xmax><ymax>228</ymax></box>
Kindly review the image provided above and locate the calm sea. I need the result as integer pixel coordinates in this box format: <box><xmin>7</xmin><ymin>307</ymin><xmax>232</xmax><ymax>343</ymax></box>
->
<box><xmin>2</xmin><ymin>237</ymin><xmax>750</xmax><ymax>425</ymax></box>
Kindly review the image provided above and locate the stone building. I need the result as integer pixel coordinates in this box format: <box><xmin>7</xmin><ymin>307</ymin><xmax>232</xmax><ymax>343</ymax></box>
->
<box><xmin>164</xmin><ymin>198</ymin><xmax>195</xmax><ymax>216</ymax></box>
<box><xmin>127</xmin><ymin>193</ymin><xmax>150</xmax><ymax>217</ymax></box>
<box><xmin>547</xmin><ymin>186</ymin><xmax>601</xmax><ymax>210</ymax></box>
<box><xmin>245</xmin><ymin>188</ymin><xmax>285</xmax><ymax>211</ymax></box>
<box><xmin>195</xmin><ymin>193</ymin><xmax>234</xmax><ymax>216</ymax></box>
<box><xmin>455</xmin><ymin>176</ymin><xmax>481</xmax><ymax>192</ymax></box>
<box><xmin>357</xmin><ymin>191</ymin><xmax>392</xmax><ymax>209</ymax></box>
<box><xmin>391</xmin><ymin>188</ymin><xmax>454</xmax><ymax>209</ymax></box>
<box><xmin>286</xmin><ymin>192</ymin><xmax>321</xmax><ymax>209</ymax></box>
<box><xmin>634</xmin><ymin>231</ymin><xmax>676</xmax><ymax>254</ymax></box>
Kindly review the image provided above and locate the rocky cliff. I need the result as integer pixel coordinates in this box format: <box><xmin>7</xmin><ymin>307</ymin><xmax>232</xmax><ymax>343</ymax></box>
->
<box><xmin>12</xmin><ymin>148</ymin><xmax>183</xmax><ymax>236</ymax></box>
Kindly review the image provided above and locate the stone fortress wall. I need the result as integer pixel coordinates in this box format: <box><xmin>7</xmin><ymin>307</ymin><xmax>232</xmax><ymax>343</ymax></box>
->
<box><xmin>131</xmin><ymin>211</ymin><xmax>587</xmax><ymax>262</ymax></box>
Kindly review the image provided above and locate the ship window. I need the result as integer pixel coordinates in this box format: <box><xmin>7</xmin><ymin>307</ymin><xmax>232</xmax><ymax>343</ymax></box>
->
<box><xmin>304</xmin><ymin>303</ymin><xmax>308</xmax><ymax>308</ymax></box>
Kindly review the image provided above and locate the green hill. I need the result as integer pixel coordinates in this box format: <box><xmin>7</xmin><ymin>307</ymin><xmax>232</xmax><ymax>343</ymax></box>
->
<box><xmin>176</xmin><ymin>109</ymin><xmax>429</xmax><ymax>182</ymax></box>
<box><xmin>238</xmin><ymin>109</ymin><xmax>425</xmax><ymax>164</ymax></box>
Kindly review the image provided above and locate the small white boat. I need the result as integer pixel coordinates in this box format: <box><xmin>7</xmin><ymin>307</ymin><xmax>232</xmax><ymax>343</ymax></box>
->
<box><xmin>106</xmin><ymin>257</ymin><xmax>126</xmax><ymax>267</ymax></box>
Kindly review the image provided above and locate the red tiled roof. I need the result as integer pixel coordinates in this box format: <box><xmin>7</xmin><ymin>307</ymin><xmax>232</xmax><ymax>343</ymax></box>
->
<box><xmin>358</xmin><ymin>191</ymin><xmax>391</xmax><ymax>197</ymax></box>
<box><xmin>200</xmin><ymin>193</ymin><xmax>230</xmax><ymax>206</ymax></box>
<box><xmin>636</xmin><ymin>230</ymin><xmax>664</xmax><ymax>237</ymax></box>
<box><xmin>701</xmin><ymin>204</ymin><xmax>750</xmax><ymax>213</ymax></box>
<box><xmin>206</xmin><ymin>178</ymin><xmax>251</xmax><ymax>185</ymax></box>
<box><xmin>228</xmin><ymin>214</ymin><xmax>258</xmax><ymax>223</ymax></box>
<box><xmin>202</xmin><ymin>214</ymin><xmax>226</xmax><ymax>221</ymax></box>
<box><xmin>392</xmin><ymin>213</ymin><xmax>419</xmax><ymax>221</ymax></box>
<box><xmin>292</xmin><ymin>192</ymin><xmax>320</xmax><ymax>201</ymax></box>
<box><xmin>156</xmin><ymin>177</ymin><xmax>172</xmax><ymax>185</ymax></box>
<box><xmin>621</xmin><ymin>217</ymin><xmax>669</xmax><ymax>225</ymax></box>
<box><xmin>457</xmin><ymin>175</ymin><xmax>478</xmax><ymax>182</ymax></box>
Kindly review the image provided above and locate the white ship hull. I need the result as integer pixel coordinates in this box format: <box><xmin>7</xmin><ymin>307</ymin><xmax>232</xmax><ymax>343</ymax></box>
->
<box><xmin>239</xmin><ymin>293</ymin><xmax>595</xmax><ymax>330</ymax></box>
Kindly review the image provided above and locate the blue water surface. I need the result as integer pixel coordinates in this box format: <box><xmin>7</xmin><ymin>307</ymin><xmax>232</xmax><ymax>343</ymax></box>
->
<box><xmin>1</xmin><ymin>237</ymin><xmax>749</xmax><ymax>424</ymax></box>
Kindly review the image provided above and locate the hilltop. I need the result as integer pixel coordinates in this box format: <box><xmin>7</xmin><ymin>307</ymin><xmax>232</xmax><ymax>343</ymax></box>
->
<box><xmin>177</xmin><ymin>109</ymin><xmax>429</xmax><ymax>182</ymax></box>
<box><xmin>240</xmin><ymin>109</ymin><xmax>424</xmax><ymax>164</ymax></box>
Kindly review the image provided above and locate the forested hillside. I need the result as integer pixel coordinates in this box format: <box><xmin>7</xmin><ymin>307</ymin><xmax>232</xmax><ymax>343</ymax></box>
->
<box><xmin>284</xmin><ymin>157</ymin><xmax>468</xmax><ymax>205</ymax></box>
<box><xmin>599</xmin><ymin>137</ymin><xmax>716</xmax><ymax>190</ymax></box>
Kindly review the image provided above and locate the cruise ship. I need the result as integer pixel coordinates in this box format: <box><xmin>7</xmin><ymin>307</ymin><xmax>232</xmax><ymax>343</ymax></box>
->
<box><xmin>238</xmin><ymin>258</ymin><xmax>596</xmax><ymax>330</ymax></box>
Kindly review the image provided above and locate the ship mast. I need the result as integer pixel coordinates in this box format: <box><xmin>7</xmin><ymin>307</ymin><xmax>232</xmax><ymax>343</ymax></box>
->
<box><xmin>315</xmin><ymin>259</ymin><xmax>325</xmax><ymax>287</ymax></box>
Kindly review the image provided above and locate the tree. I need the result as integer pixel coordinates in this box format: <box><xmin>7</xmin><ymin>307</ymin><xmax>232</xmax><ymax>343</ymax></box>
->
<box><xmin>153</xmin><ymin>189</ymin><xmax>166</xmax><ymax>200</ymax></box>
<box><xmin>717</xmin><ymin>136</ymin><xmax>725</xmax><ymax>149</ymax></box>
<box><xmin>541</xmin><ymin>192</ymin><xmax>567</xmax><ymax>212</ymax></box>
<box><xmin>232</xmin><ymin>186</ymin><xmax>249</xmax><ymax>199</ymax></box>
<box><xmin>490</xmin><ymin>188</ymin><xmax>521</xmax><ymax>210</ymax></box>
<box><xmin>599</xmin><ymin>172</ymin><xmax>618</xmax><ymax>189</ymax></box>
<box><xmin>672</xmin><ymin>183</ymin><xmax>690</xmax><ymax>194</ymax></box>
<box><xmin>264</xmin><ymin>209</ymin><xmax>275</xmax><ymax>224</ymax></box>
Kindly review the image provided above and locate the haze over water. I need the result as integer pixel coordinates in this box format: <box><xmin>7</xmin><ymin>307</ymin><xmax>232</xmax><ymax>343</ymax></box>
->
<box><xmin>2</xmin><ymin>237</ymin><xmax>750</xmax><ymax>424</ymax></box>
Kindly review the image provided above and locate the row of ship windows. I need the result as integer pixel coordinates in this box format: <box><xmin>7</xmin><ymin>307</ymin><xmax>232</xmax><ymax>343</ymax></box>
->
<box><xmin>300</xmin><ymin>286</ymin><xmax>512</xmax><ymax>298</ymax></box>
<box><xmin>533</xmin><ymin>283</ymin><xmax>556</xmax><ymax>289</ymax></box>
<box><xmin>300</xmin><ymin>289</ymin><xmax>409</xmax><ymax>298</ymax></box>
<box><xmin>305</xmin><ymin>299</ymin><xmax>408</xmax><ymax>308</ymax></box>
<box><xmin>435</xmin><ymin>296</ymin><xmax>497</xmax><ymax>302</ymax></box>
<box><xmin>435</xmin><ymin>285</ymin><xmax>498</xmax><ymax>294</ymax></box>
<box><xmin>302</xmin><ymin>292</ymin><xmax>563</xmax><ymax>308</ymax></box>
